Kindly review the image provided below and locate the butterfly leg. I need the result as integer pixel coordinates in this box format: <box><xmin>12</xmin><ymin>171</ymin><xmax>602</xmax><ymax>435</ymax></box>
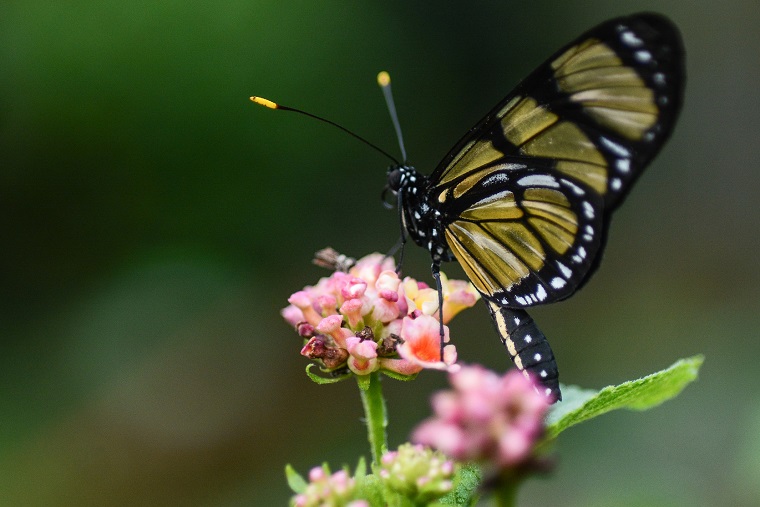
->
<box><xmin>486</xmin><ymin>301</ymin><xmax>561</xmax><ymax>402</ymax></box>
<box><xmin>384</xmin><ymin>234</ymin><xmax>405</xmax><ymax>273</ymax></box>
<box><xmin>431</xmin><ymin>262</ymin><xmax>446</xmax><ymax>360</ymax></box>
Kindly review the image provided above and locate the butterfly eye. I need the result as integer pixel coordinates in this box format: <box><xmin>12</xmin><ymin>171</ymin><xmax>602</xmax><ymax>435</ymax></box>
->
<box><xmin>387</xmin><ymin>166</ymin><xmax>403</xmax><ymax>191</ymax></box>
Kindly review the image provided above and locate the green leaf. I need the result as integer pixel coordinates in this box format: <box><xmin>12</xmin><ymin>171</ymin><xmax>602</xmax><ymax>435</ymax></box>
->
<box><xmin>354</xmin><ymin>456</ymin><xmax>367</xmax><ymax>478</ymax></box>
<box><xmin>284</xmin><ymin>464</ymin><xmax>307</xmax><ymax>494</ymax></box>
<box><xmin>380</xmin><ymin>369</ymin><xmax>418</xmax><ymax>382</ymax></box>
<box><xmin>439</xmin><ymin>463</ymin><xmax>481</xmax><ymax>506</ymax></box>
<box><xmin>304</xmin><ymin>363</ymin><xmax>350</xmax><ymax>384</ymax></box>
<box><xmin>353</xmin><ymin>458</ymin><xmax>385</xmax><ymax>507</ymax></box>
<box><xmin>545</xmin><ymin>355</ymin><xmax>704</xmax><ymax>440</ymax></box>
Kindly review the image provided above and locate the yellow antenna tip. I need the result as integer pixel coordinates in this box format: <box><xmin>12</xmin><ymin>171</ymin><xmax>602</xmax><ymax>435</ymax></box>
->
<box><xmin>250</xmin><ymin>96</ymin><xmax>278</xmax><ymax>109</ymax></box>
<box><xmin>377</xmin><ymin>71</ymin><xmax>391</xmax><ymax>87</ymax></box>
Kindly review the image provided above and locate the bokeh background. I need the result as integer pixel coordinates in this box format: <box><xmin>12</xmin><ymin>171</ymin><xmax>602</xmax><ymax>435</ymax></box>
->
<box><xmin>2</xmin><ymin>1</ymin><xmax>759</xmax><ymax>505</ymax></box>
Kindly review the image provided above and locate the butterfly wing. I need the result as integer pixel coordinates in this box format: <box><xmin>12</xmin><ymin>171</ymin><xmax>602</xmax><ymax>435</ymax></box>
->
<box><xmin>429</xmin><ymin>13</ymin><xmax>685</xmax><ymax>308</ymax></box>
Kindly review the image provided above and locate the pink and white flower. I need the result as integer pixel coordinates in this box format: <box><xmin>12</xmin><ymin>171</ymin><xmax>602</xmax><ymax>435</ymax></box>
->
<box><xmin>411</xmin><ymin>365</ymin><xmax>550</xmax><ymax>470</ymax></box>
<box><xmin>282</xmin><ymin>251</ymin><xmax>479</xmax><ymax>379</ymax></box>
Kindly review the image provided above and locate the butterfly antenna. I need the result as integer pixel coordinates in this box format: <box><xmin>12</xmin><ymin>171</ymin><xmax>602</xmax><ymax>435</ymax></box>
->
<box><xmin>377</xmin><ymin>71</ymin><xmax>408</xmax><ymax>164</ymax></box>
<box><xmin>250</xmin><ymin>96</ymin><xmax>400</xmax><ymax>165</ymax></box>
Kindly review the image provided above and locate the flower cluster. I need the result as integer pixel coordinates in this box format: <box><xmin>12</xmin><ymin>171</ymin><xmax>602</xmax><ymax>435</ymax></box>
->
<box><xmin>412</xmin><ymin>365</ymin><xmax>550</xmax><ymax>473</ymax></box>
<box><xmin>379</xmin><ymin>443</ymin><xmax>455</xmax><ymax>504</ymax></box>
<box><xmin>291</xmin><ymin>466</ymin><xmax>367</xmax><ymax>507</ymax></box>
<box><xmin>282</xmin><ymin>252</ymin><xmax>479</xmax><ymax>378</ymax></box>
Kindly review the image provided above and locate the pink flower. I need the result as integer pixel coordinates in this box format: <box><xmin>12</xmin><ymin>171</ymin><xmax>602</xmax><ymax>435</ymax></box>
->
<box><xmin>345</xmin><ymin>336</ymin><xmax>379</xmax><ymax>375</ymax></box>
<box><xmin>402</xmin><ymin>278</ymin><xmax>439</xmax><ymax>316</ymax></box>
<box><xmin>440</xmin><ymin>273</ymin><xmax>480</xmax><ymax>324</ymax></box>
<box><xmin>401</xmin><ymin>273</ymin><xmax>480</xmax><ymax>323</ymax></box>
<box><xmin>411</xmin><ymin>366</ymin><xmax>550</xmax><ymax>471</ymax></box>
<box><xmin>396</xmin><ymin>315</ymin><xmax>458</xmax><ymax>371</ymax></box>
<box><xmin>292</xmin><ymin>466</ymin><xmax>358</xmax><ymax>507</ymax></box>
<box><xmin>378</xmin><ymin>443</ymin><xmax>455</xmax><ymax>503</ymax></box>
<box><xmin>288</xmin><ymin>291</ymin><xmax>322</xmax><ymax>325</ymax></box>
<box><xmin>281</xmin><ymin>304</ymin><xmax>305</xmax><ymax>327</ymax></box>
<box><xmin>339</xmin><ymin>298</ymin><xmax>364</xmax><ymax>328</ymax></box>
<box><xmin>283</xmin><ymin>250</ymin><xmax>477</xmax><ymax>379</ymax></box>
<box><xmin>348</xmin><ymin>253</ymin><xmax>395</xmax><ymax>286</ymax></box>
<box><xmin>341</xmin><ymin>278</ymin><xmax>367</xmax><ymax>300</ymax></box>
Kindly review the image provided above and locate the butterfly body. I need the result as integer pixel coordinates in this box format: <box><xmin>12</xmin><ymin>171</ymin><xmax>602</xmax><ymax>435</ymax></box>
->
<box><xmin>388</xmin><ymin>13</ymin><xmax>685</xmax><ymax>400</ymax></box>
<box><xmin>388</xmin><ymin>165</ymin><xmax>448</xmax><ymax>263</ymax></box>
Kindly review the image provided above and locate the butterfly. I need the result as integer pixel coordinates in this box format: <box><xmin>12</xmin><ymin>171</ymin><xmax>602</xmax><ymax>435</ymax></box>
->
<box><xmin>252</xmin><ymin>13</ymin><xmax>685</xmax><ymax>402</ymax></box>
<box><xmin>384</xmin><ymin>13</ymin><xmax>685</xmax><ymax>400</ymax></box>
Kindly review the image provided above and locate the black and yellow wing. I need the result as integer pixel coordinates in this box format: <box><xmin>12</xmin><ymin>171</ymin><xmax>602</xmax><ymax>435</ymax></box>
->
<box><xmin>429</xmin><ymin>13</ymin><xmax>685</xmax><ymax>309</ymax></box>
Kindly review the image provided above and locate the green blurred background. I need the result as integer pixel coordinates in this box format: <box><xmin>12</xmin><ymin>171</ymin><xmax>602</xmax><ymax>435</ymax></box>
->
<box><xmin>2</xmin><ymin>1</ymin><xmax>759</xmax><ymax>505</ymax></box>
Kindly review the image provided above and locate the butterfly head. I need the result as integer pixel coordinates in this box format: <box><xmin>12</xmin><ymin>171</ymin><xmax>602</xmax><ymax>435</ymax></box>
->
<box><xmin>384</xmin><ymin>165</ymin><xmax>452</xmax><ymax>261</ymax></box>
<box><xmin>383</xmin><ymin>164</ymin><xmax>415</xmax><ymax>210</ymax></box>
<box><xmin>386</xmin><ymin>164</ymin><xmax>416</xmax><ymax>194</ymax></box>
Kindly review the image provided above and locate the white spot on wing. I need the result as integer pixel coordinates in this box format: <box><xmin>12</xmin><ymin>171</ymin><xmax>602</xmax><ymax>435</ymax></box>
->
<box><xmin>482</xmin><ymin>173</ymin><xmax>509</xmax><ymax>186</ymax></box>
<box><xmin>600</xmin><ymin>136</ymin><xmax>631</xmax><ymax>158</ymax></box>
<box><xmin>557</xmin><ymin>261</ymin><xmax>572</xmax><ymax>278</ymax></box>
<box><xmin>493</xmin><ymin>163</ymin><xmax>527</xmax><ymax>172</ymax></box>
<box><xmin>524</xmin><ymin>334</ymin><xmax>532</xmax><ymax>344</ymax></box>
<box><xmin>560</xmin><ymin>178</ymin><xmax>585</xmax><ymax>196</ymax></box>
<box><xmin>551</xmin><ymin>277</ymin><xmax>566</xmax><ymax>289</ymax></box>
<box><xmin>572</xmin><ymin>246</ymin><xmax>587</xmax><ymax>264</ymax></box>
<box><xmin>617</xmin><ymin>159</ymin><xmax>631</xmax><ymax>173</ymax></box>
<box><xmin>583</xmin><ymin>201</ymin><xmax>595</xmax><ymax>219</ymax></box>
<box><xmin>635</xmin><ymin>50</ymin><xmax>652</xmax><ymax>63</ymax></box>
<box><xmin>611</xmin><ymin>178</ymin><xmax>622</xmax><ymax>191</ymax></box>
<box><xmin>536</xmin><ymin>285</ymin><xmax>547</xmax><ymax>301</ymax></box>
<box><xmin>533</xmin><ymin>353</ymin><xmax>542</xmax><ymax>362</ymax></box>
<box><xmin>474</xmin><ymin>190</ymin><xmax>511</xmax><ymax>207</ymax></box>
<box><xmin>621</xmin><ymin>30</ymin><xmax>643</xmax><ymax>47</ymax></box>
<box><xmin>517</xmin><ymin>174</ymin><xmax>559</xmax><ymax>188</ymax></box>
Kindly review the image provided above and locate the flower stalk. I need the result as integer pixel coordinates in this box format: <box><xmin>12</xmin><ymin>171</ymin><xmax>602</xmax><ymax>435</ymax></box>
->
<box><xmin>358</xmin><ymin>371</ymin><xmax>387</xmax><ymax>466</ymax></box>
<box><xmin>494</xmin><ymin>480</ymin><xmax>519</xmax><ymax>507</ymax></box>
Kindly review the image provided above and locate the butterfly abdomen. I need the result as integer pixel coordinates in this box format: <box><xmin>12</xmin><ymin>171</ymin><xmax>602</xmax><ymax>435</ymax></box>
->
<box><xmin>486</xmin><ymin>301</ymin><xmax>561</xmax><ymax>401</ymax></box>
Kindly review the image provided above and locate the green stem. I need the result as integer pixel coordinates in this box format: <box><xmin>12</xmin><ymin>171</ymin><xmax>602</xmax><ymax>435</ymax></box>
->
<box><xmin>358</xmin><ymin>371</ymin><xmax>387</xmax><ymax>466</ymax></box>
<box><xmin>489</xmin><ymin>473</ymin><xmax>523</xmax><ymax>507</ymax></box>
<box><xmin>493</xmin><ymin>480</ymin><xmax>518</xmax><ymax>507</ymax></box>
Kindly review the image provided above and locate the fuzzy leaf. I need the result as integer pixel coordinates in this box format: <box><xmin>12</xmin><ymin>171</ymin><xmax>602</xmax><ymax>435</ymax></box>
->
<box><xmin>439</xmin><ymin>462</ymin><xmax>481</xmax><ymax>506</ymax></box>
<box><xmin>380</xmin><ymin>369</ymin><xmax>418</xmax><ymax>382</ymax></box>
<box><xmin>545</xmin><ymin>355</ymin><xmax>704</xmax><ymax>440</ymax></box>
<box><xmin>304</xmin><ymin>363</ymin><xmax>350</xmax><ymax>384</ymax></box>
<box><xmin>354</xmin><ymin>456</ymin><xmax>367</xmax><ymax>478</ymax></box>
<box><xmin>284</xmin><ymin>464</ymin><xmax>307</xmax><ymax>494</ymax></box>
